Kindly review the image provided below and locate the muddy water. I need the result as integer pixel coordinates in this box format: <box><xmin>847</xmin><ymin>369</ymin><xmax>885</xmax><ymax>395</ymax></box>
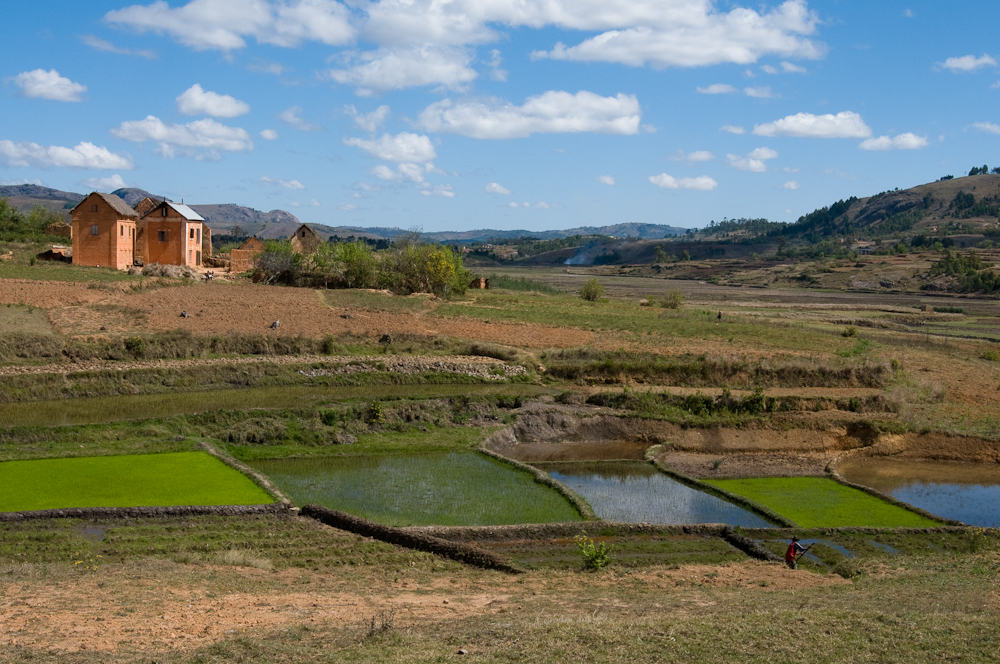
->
<box><xmin>839</xmin><ymin>458</ymin><xmax>1000</xmax><ymax>527</ymax></box>
<box><xmin>535</xmin><ymin>461</ymin><xmax>774</xmax><ymax>527</ymax></box>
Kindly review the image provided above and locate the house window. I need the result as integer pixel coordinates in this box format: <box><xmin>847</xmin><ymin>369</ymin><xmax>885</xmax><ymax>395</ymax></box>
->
<box><xmin>90</xmin><ymin>224</ymin><xmax>99</xmax><ymax>236</ymax></box>
<box><xmin>158</xmin><ymin>230</ymin><xmax>168</xmax><ymax>242</ymax></box>
<box><xmin>189</xmin><ymin>249</ymin><xmax>193</xmax><ymax>263</ymax></box>
<box><xmin>189</xmin><ymin>228</ymin><xmax>195</xmax><ymax>239</ymax></box>
<box><xmin>161</xmin><ymin>207</ymin><xmax>168</xmax><ymax>216</ymax></box>
<box><xmin>120</xmin><ymin>226</ymin><xmax>124</xmax><ymax>236</ymax></box>
<box><xmin>91</xmin><ymin>204</ymin><xmax>98</xmax><ymax>213</ymax></box>
<box><xmin>197</xmin><ymin>227</ymin><xmax>201</xmax><ymax>243</ymax></box>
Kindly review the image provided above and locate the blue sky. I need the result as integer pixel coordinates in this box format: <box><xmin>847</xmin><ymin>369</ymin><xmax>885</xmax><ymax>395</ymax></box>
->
<box><xmin>2</xmin><ymin>1</ymin><xmax>998</xmax><ymax>232</ymax></box>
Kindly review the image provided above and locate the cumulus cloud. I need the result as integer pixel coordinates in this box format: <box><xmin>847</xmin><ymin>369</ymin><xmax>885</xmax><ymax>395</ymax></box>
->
<box><xmin>420</xmin><ymin>183</ymin><xmax>455</xmax><ymax>197</ymax></box>
<box><xmin>260</xmin><ymin>129</ymin><xmax>279</xmax><ymax>140</ymax></box>
<box><xmin>528</xmin><ymin>0</ymin><xmax>824</xmax><ymax>68</ymax></box>
<box><xmin>509</xmin><ymin>201</ymin><xmax>556</xmax><ymax>209</ymax></box>
<box><xmin>279</xmin><ymin>107</ymin><xmax>322</xmax><ymax>131</ymax></box>
<box><xmin>597</xmin><ymin>175</ymin><xmax>615</xmax><ymax>185</ymax></box>
<box><xmin>744</xmin><ymin>86</ymin><xmax>773</xmax><ymax>98</ymax></box>
<box><xmin>485</xmin><ymin>182</ymin><xmax>511</xmax><ymax>194</ymax></box>
<box><xmin>111</xmin><ymin>116</ymin><xmax>253</xmax><ymax>159</ymax></box>
<box><xmin>345</xmin><ymin>105</ymin><xmax>390</xmax><ymax>132</ymax></box>
<box><xmin>248</xmin><ymin>60</ymin><xmax>289</xmax><ymax>75</ymax></box>
<box><xmin>11</xmin><ymin>69</ymin><xmax>87</xmax><ymax>102</ymax></box>
<box><xmin>721</xmin><ymin>125</ymin><xmax>746</xmax><ymax>134</ymax></box>
<box><xmin>0</xmin><ymin>140</ymin><xmax>134</xmax><ymax>169</ymax></box>
<box><xmin>329</xmin><ymin>45</ymin><xmax>476</xmax><ymax>93</ymax></box>
<box><xmin>859</xmin><ymin>133</ymin><xmax>928</xmax><ymax>150</ymax></box>
<box><xmin>0</xmin><ymin>178</ymin><xmax>44</xmax><ymax>186</ymax></box>
<box><xmin>81</xmin><ymin>174</ymin><xmax>129</xmax><ymax>190</ymax></box>
<box><xmin>81</xmin><ymin>35</ymin><xmax>156</xmax><ymax>58</ymax></box>
<box><xmin>649</xmin><ymin>174</ymin><xmax>717</xmax><ymax>190</ymax></box>
<box><xmin>176</xmin><ymin>84</ymin><xmax>250</xmax><ymax>117</ymax></box>
<box><xmin>781</xmin><ymin>61</ymin><xmax>806</xmax><ymax>73</ymax></box>
<box><xmin>344</xmin><ymin>132</ymin><xmax>436</xmax><ymax>163</ymax></box>
<box><xmin>487</xmin><ymin>49</ymin><xmax>507</xmax><ymax>81</ymax></box>
<box><xmin>727</xmin><ymin>147</ymin><xmax>778</xmax><ymax>172</ymax></box>
<box><xmin>104</xmin><ymin>0</ymin><xmax>354</xmax><ymax>51</ymax></box>
<box><xmin>257</xmin><ymin>176</ymin><xmax>305</xmax><ymax>189</ymax></box>
<box><xmin>339</xmin><ymin>203</ymin><xmax>358</xmax><ymax>211</ymax></box>
<box><xmin>753</xmin><ymin>111</ymin><xmax>871</xmax><ymax>138</ymax></box>
<box><xmin>669</xmin><ymin>150</ymin><xmax>715</xmax><ymax>162</ymax></box>
<box><xmin>419</xmin><ymin>90</ymin><xmax>641</xmax><ymax>139</ymax></box>
<box><xmin>783</xmin><ymin>180</ymin><xmax>799</xmax><ymax>189</ymax></box>
<box><xmin>697</xmin><ymin>83</ymin><xmax>736</xmax><ymax>94</ymax></box>
<box><xmin>938</xmin><ymin>54</ymin><xmax>997</xmax><ymax>72</ymax></box>
<box><xmin>970</xmin><ymin>122</ymin><xmax>1000</xmax><ymax>135</ymax></box>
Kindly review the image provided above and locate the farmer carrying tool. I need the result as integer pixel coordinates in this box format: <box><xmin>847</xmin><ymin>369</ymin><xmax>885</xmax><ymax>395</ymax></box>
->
<box><xmin>785</xmin><ymin>537</ymin><xmax>812</xmax><ymax>569</ymax></box>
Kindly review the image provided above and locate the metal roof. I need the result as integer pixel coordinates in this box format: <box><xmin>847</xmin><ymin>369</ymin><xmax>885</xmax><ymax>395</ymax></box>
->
<box><xmin>165</xmin><ymin>202</ymin><xmax>205</xmax><ymax>221</ymax></box>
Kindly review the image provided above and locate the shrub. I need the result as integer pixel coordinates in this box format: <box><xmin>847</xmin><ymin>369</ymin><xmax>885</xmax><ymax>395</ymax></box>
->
<box><xmin>575</xmin><ymin>534</ymin><xmax>614</xmax><ymax>570</ymax></box>
<box><xmin>981</xmin><ymin>348</ymin><xmax>1000</xmax><ymax>362</ymax></box>
<box><xmin>842</xmin><ymin>326</ymin><xmax>859</xmax><ymax>338</ymax></box>
<box><xmin>662</xmin><ymin>289</ymin><xmax>684</xmax><ymax>309</ymax></box>
<box><xmin>579</xmin><ymin>278</ymin><xmax>604</xmax><ymax>301</ymax></box>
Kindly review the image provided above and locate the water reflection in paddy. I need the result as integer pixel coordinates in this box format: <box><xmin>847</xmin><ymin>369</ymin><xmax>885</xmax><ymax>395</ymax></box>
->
<box><xmin>535</xmin><ymin>461</ymin><xmax>774</xmax><ymax>527</ymax></box>
<box><xmin>839</xmin><ymin>458</ymin><xmax>1000</xmax><ymax>527</ymax></box>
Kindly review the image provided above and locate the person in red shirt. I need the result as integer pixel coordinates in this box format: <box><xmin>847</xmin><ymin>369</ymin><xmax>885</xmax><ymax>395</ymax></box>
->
<box><xmin>785</xmin><ymin>537</ymin><xmax>806</xmax><ymax>569</ymax></box>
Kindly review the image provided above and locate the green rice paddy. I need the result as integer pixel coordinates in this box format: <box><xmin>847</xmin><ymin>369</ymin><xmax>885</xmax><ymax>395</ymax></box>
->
<box><xmin>251</xmin><ymin>452</ymin><xmax>584</xmax><ymax>527</ymax></box>
<box><xmin>0</xmin><ymin>452</ymin><xmax>273</xmax><ymax>512</ymax></box>
<box><xmin>704</xmin><ymin>477</ymin><xmax>942</xmax><ymax>528</ymax></box>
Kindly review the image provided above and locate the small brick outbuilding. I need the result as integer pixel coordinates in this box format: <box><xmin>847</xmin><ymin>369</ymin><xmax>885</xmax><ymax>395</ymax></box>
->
<box><xmin>230</xmin><ymin>236</ymin><xmax>265</xmax><ymax>273</ymax></box>
<box><xmin>290</xmin><ymin>224</ymin><xmax>322</xmax><ymax>255</ymax></box>
<box><xmin>70</xmin><ymin>192</ymin><xmax>138</xmax><ymax>270</ymax></box>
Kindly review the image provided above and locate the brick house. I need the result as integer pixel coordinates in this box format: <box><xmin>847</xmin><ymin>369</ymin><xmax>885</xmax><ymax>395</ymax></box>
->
<box><xmin>70</xmin><ymin>192</ymin><xmax>138</xmax><ymax>270</ymax></box>
<box><xmin>229</xmin><ymin>236</ymin><xmax>265</xmax><ymax>273</ymax></box>
<box><xmin>139</xmin><ymin>201</ymin><xmax>208</xmax><ymax>268</ymax></box>
<box><xmin>290</xmin><ymin>224</ymin><xmax>322</xmax><ymax>255</ymax></box>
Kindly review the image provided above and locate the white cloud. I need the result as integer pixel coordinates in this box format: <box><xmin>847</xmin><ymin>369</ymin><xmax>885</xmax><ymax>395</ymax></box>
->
<box><xmin>825</xmin><ymin>168</ymin><xmax>856</xmax><ymax>180</ymax></box>
<box><xmin>903</xmin><ymin>9</ymin><xmax>914</xmax><ymax>18</ymax></box>
<box><xmin>488</xmin><ymin>49</ymin><xmax>507</xmax><ymax>81</ymax></box>
<box><xmin>176</xmin><ymin>84</ymin><xmax>250</xmax><ymax>117</ymax></box>
<box><xmin>111</xmin><ymin>116</ymin><xmax>253</xmax><ymax>159</ymax></box>
<box><xmin>420</xmin><ymin>184</ymin><xmax>455</xmax><ymax>197</ymax></box>
<box><xmin>371</xmin><ymin>162</ymin><xmax>431</xmax><ymax>183</ymax></box>
<box><xmin>418</xmin><ymin>90</ymin><xmax>641</xmax><ymax>139</ymax></box>
<box><xmin>485</xmin><ymin>182</ymin><xmax>511</xmax><ymax>194</ymax></box>
<box><xmin>727</xmin><ymin>147</ymin><xmax>778</xmax><ymax>172</ymax></box>
<box><xmin>761</xmin><ymin>64</ymin><xmax>777</xmax><ymax>74</ymax></box>
<box><xmin>344</xmin><ymin>132</ymin><xmax>436</xmax><ymax>163</ymax></box>
<box><xmin>104</xmin><ymin>0</ymin><xmax>354</xmax><ymax>51</ymax></box>
<box><xmin>248</xmin><ymin>60</ymin><xmax>289</xmax><ymax>75</ymax></box>
<box><xmin>970</xmin><ymin>122</ymin><xmax>1000</xmax><ymax>135</ymax></box>
<box><xmin>81</xmin><ymin>35</ymin><xmax>156</xmax><ymax>58</ymax></box>
<box><xmin>260</xmin><ymin>129</ymin><xmax>279</xmax><ymax>140</ymax></box>
<box><xmin>529</xmin><ymin>0</ymin><xmax>824</xmax><ymax>68</ymax></box>
<box><xmin>310</xmin><ymin>198</ymin><xmax>320</xmax><ymax>207</ymax></box>
<box><xmin>859</xmin><ymin>133</ymin><xmax>928</xmax><ymax>150</ymax></box>
<box><xmin>339</xmin><ymin>203</ymin><xmax>358</xmax><ymax>211</ymax></box>
<box><xmin>279</xmin><ymin>106</ymin><xmax>322</xmax><ymax>131</ymax></box>
<box><xmin>0</xmin><ymin>140</ymin><xmax>134</xmax><ymax>170</ymax></box>
<box><xmin>0</xmin><ymin>178</ymin><xmax>44</xmax><ymax>186</ymax></box>
<box><xmin>597</xmin><ymin>175</ymin><xmax>615</xmax><ymax>185</ymax></box>
<box><xmin>938</xmin><ymin>54</ymin><xmax>997</xmax><ymax>72</ymax></box>
<box><xmin>721</xmin><ymin>125</ymin><xmax>746</xmax><ymax>135</ymax></box>
<box><xmin>11</xmin><ymin>69</ymin><xmax>87</xmax><ymax>102</ymax></box>
<box><xmin>744</xmin><ymin>86</ymin><xmax>773</xmax><ymax>98</ymax></box>
<box><xmin>783</xmin><ymin>180</ymin><xmax>799</xmax><ymax>189</ymax></box>
<box><xmin>329</xmin><ymin>45</ymin><xmax>476</xmax><ymax>93</ymax></box>
<box><xmin>753</xmin><ymin>111</ymin><xmax>871</xmax><ymax>138</ymax></box>
<box><xmin>509</xmin><ymin>201</ymin><xmax>556</xmax><ymax>209</ymax></box>
<box><xmin>697</xmin><ymin>83</ymin><xmax>736</xmax><ymax>94</ymax></box>
<box><xmin>81</xmin><ymin>174</ymin><xmax>128</xmax><ymax>190</ymax></box>
<box><xmin>781</xmin><ymin>61</ymin><xmax>806</xmax><ymax>73</ymax></box>
<box><xmin>257</xmin><ymin>176</ymin><xmax>305</xmax><ymax>189</ymax></box>
<box><xmin>345</xmin><ymin>105</ymin><xmax>391</xmax><ymax>132</ymax></box>
<box><xmin>649</xmin><ymin>174</ymin><xmax>717</xmax><ymax>190</ymax></box>
<box><xmin>669</xmin><ymin>150</ymin><xmax>715</xmax><ymax>162</ymax></box>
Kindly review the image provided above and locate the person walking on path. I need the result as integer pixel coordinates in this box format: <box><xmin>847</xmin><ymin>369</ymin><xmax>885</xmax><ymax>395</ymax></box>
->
<box><xmin>785</xmin><ymin>537</ymin><xmax>807</xmax><ymax>569</ymax></box>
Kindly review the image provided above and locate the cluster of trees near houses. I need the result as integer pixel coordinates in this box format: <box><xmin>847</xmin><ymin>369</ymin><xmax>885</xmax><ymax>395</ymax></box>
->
<box><xmin>0</xmin><ymin>198</ymin><xmax>65</xmax><ymax>243</ymax></box>
<box><xmin>247</xmin><ymin>230</ymin><xmax>472</xmax><ymax>298</ymax></box>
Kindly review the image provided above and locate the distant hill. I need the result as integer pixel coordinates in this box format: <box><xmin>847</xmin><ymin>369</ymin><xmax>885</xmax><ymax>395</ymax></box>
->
<box><xmin>110</xmin><ymin>187</ymin><xmax>164</xmax><ymax>207</ymax></box>
<box><xmin>0</xmin><ymin>184</ymin><xmax>85</xmax><ymax>220</ymax></box>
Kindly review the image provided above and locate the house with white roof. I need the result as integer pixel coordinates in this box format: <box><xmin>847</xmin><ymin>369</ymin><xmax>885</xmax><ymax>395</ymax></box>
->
<box><xmin>137</xmin><ymin>200</ymin><xmax>210</xmax><ymax>268</ymax></box>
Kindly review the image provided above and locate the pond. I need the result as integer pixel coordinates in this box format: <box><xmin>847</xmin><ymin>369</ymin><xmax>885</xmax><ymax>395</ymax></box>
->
<box><xmin>0</xmin><ymin>383</ymin><xmax>555</xmax><ymax>428</ymax></box>
<box><xmin>534</xmin><ymin>461</ymin><xmax>775</xmax><ymax>527</ymax></box>
<box><xmin>839</xmin><ymin>457</ymin><xmax>1000</xmax><ymax>527</ymax></box>
<box><xmin>251</xmin><ymin>452</ymin><xmax>583</xmax><ymax>527</ymax></box>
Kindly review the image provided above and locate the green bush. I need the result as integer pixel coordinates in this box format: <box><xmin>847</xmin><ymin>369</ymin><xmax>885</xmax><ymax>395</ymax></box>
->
<box><xmin>662</xmin><ymin>289</ymin><xmax>684</xmax><ymax>309</ymax></box>
<box><xmin>575</xmin><ymin>534</ymin><xmax>614</xmax><ymax>570</ymax></box>
<box><xmin>579</xmin><ymin>278</ymin><xmax>604</xmax><ymax>302</ymax></box>
<box><xmin>981</xmin><ymin>348</ymin><xmax>1000</xmax><ymax>362</ymax></box>
<box><xmin>841</xmin><ymin>326</ymin><xmax>859</xmax><ymax>338</ymax></box>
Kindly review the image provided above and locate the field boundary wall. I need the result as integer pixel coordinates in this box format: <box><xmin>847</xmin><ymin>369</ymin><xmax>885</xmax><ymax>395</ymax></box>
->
<box><xmin>645</xmin><ymin>445</ymin><xmax>798</xmax><ymax>527</ymax></box>
<box><xmin>827</xmin><ymin>449</ymin><xmax>964</xmax><ymax>526</ymax></box>
<box><xmin>480</xmin><ymin>428</ymin><xmax>598</xmax><ymax>520</ymax></box>
<box><xmin>198</xmin><ymin>442</ymin><xmax>295</xmax><ymax>508</ymax></box>
<box><xmin>300</xmin><ymin>504</ymin><xmax>522</xmax><ymax>574</ymax></box>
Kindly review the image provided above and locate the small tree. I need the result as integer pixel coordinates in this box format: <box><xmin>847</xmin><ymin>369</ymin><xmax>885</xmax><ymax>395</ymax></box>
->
<box><xmin>579</xmin><ymin>278</ymin><xmax>604</xmax><ymax>301</ymax></box>
<box><xmin>662</xmin><ymin>289</ymin><xmax>684</xmax><ymax>309</ymax></box>
<box><xmin>253</xmin><ymin>240</ymin><xmax>300</xmax><ymax>284</ymax></box>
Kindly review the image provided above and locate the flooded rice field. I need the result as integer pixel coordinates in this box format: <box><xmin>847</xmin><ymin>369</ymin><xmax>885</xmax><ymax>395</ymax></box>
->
<box><xmin>839</xmin><ymin>457</ymin><xmax>1000</xmax><ymax>527</ymax></box>
<box><xmin>534</xmin><ymin>461</ymin><xmax>774</xmax><ymax>527</ymax></box>
<box><xmin>251</xmin><ymin>452</ymin><xmax>583</xmax><ymax>527</ymax></box>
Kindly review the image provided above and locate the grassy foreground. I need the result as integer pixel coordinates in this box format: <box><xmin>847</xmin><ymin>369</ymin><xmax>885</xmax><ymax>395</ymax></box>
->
<box><xmin>705</xmin><ymin>477</ymin><xmax>941</xmax><ymax>528</ymax></box>
<box><xmin>0</xmin><ymin>452</ymin><xmax>272</xmax><ymax>511</ymax></box>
